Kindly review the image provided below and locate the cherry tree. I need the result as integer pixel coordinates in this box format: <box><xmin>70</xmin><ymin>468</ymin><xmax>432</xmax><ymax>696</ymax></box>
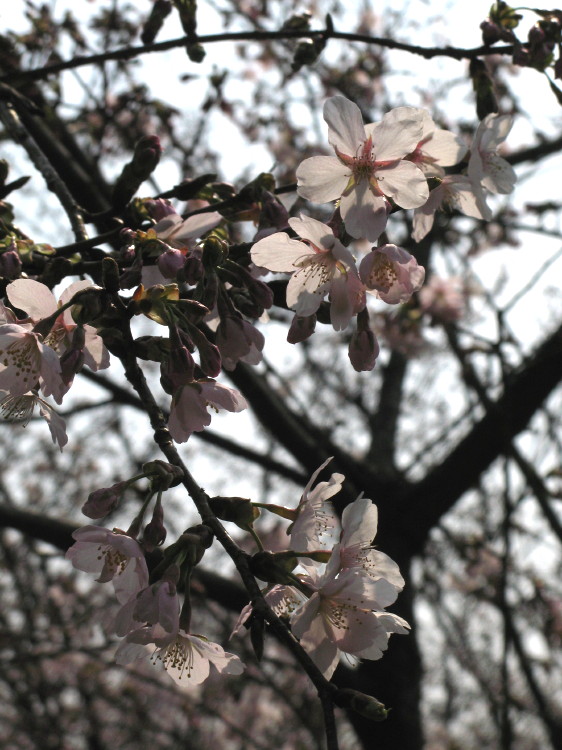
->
<box><xmin>0</xmin><ymin>1</ymin><xmax>562</xmax><ymax>748</ymax></box>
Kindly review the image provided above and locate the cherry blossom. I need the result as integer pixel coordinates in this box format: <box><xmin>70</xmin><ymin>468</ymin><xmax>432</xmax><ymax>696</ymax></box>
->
<box><xmin>0</xmin><ymin>323</ymin><xmax>65</xmax><ymax>403</ymax></box>
<box><xmin>289</xmin><ymin>457</ymin><xmax>343</xmax><ymax>553</ymax></box>
<box><xmin>401</xmin><ymin>109</ymin><xmax>468</xmax><ymax>177</ymax></box>
<box><xmin>215</xmin><ymin>316</ymin><xmax>264</xmax><ymax>370</ymax></box>
<box><xmin>251</xmin><ymin>215</ymin><xmax>364</xmax><ymax>331</ymax></box>
<box><xmin>116</xmin><ymin>628</ymin><xmax>244</xmax><ymax>686</ymax></box>
<box><xmin>296</xmin><ymin>96</ymin><xmax>428</xmax><ymax>241</ymax></box>
<box><xmin>6</xmin><ymin>279</ymin><xmax>109</xmax><ymax>372</ymax></box>
<box><xmin>326</xmin><ymin>497</ymin><xmax>405</xmax><ymax>591</ymax></box>
<box><xmin>0</xmin><ymin>390</ymin><xmax>67</xmax><ymax>449</ymax></box>
<box><xmin>291</xmin><ymin>563</ymin><xmax>409</xmax><ymax>679</ymax></box>
<box><xmin>168</xmin><ymin>379</ymin><xmax>247</xmax><ymax>443</ymax></box>
<box><xmin>66</xmin><ymin>526</ymin><xmax>149</xmax><ymax>604</ymax></box>
<box><xmin>412</xmin><ymin>175</ymin><xmax>492</xmax><ymax>242</ymax></box>
<box><xmin>359</xmin><ymin>245</ymin><xmax>425</xmax><ymax>304</ymax></box>
<box><xmin>468</xmin><ymin>113</ymin><xmax>517</xmax><ymax>195</ymax></box>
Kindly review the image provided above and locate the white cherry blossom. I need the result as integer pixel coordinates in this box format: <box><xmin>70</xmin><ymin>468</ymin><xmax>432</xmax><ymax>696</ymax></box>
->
<box><xmin>468</xmin><ymin>113</ymin><xmax>516</xmax><ymax>195</ymax></box>
<box><xmin>289</xmin><ymin>457</ymin><xmax>342</xmax><ymax>553</ymax></box>
<box><xmin>296</xmin><ymin>97</ymin><xmax>428</xmax><ymax>241</ymax></box>
<box><xmin>251</xmin><ymin>215</ymin><xmax>365</xmax><ymax>331</ymax></box>
<box><xmin>66</xmin><ymin>526</ymin><xmax>149</xmax><ymax>604</ymax></box>
<box><xmin>412</xmin><ymin>175</ymin><xmax>492</xmax><ymax>242</ymax></box>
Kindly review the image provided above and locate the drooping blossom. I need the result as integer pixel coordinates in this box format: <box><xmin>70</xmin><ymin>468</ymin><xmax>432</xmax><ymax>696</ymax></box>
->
<box><xmin>154</xmin><ymin>210</ymin><xmax>222</xmax><ymax>249</ymax></box>
<box><xmin>401</xmin><ymin>109</ymin><xmax>468</xmax><ymax>177</ymax></box>
<box><xmin>66</xmin><ymin>526</ymin><xmax>149</xmax><ymax>604</ymax></box>
<box><xmin>0</xmin><ymin>324</ymin><xmax>65</xmax><ymax>403</ymax></box>
<box><xmin>359</xmin><ymin>245</ymin><xmax>425</xmax><ymax>304</ymax></box>
<box><xmin>412</xmin><ymin>175</ymin><xmax>492</xmax><ymax>242</ymax></box>
<box><xmin>116</xmin><ymin>628</ymin><xmax>244</xmax><ymax>686</ymax></box>
<box><xmin>291</xmin><ymin>562</ymin><xmax>409</xmax><ymax>679</ymax></box>
<box><xmin>296</xmin><ymin>97</ymin><xmax>428</xmax><ymax>241</ymax></box>
<box><xmin>114</xmin><ymin>574</ymin><xmax>180</xmax><ymax>640</ymax></box>
<box><xmin>289</xmin><ymin>457</ymin><xmax>342</xmax><ymax>553</ymax></box>
<box><xmin>168</xmin><ymin>379</ymin><xmax>247</xmax><ymax>443</ymax></box>
<box><xmin>468</xmin><ymin>113</ymin><xmax>517</xmax><ymax>195</ymax></box>
<box><xmin>215</xmin><ymin>316</ymin><xmax>264</xmax><ymax>370</ymax></box>
<box><xmin>0</xmin><ymin>390</ymin><xmax>67</xmax><ymax>449</ymax></box>
<box><xmin>251</xmin><ymin>215</ymin><xmax>365</xmax><ymax>331</ymax></box>
<box><xmin>6</xmin><ymin>278</ymin><xmax>109</xmax><ymax>372</ymax></box>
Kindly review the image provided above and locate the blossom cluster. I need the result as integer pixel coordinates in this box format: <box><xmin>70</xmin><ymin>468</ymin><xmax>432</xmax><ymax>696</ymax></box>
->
<box><xmin>0</xmin><ymin>279</ymin><xmax>110</xmax><ymax>448</ymax></box>
<box><xmin>66</xmin><ymin>524</ymin><xmax>244</xmax><ymax>685</ymax></box>
<box><xmin>65</xmin><ymin>459</ymin><xmax>407</xmax><ymax>686</ymax></box>
<box><xmin>235</xmin><ymin>458</ymin><xmax>409</xmax><ymax>680</ymax></box>
<box><xmin>251</xmin><ymin>96</ymin><xmax>516</xmax><ymax>370</ymax></box>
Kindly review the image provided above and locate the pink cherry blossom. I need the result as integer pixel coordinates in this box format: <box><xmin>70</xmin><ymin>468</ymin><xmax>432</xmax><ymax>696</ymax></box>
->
<box><xmin>154</xmin><ymin>210</ymin><xmax>222</xmax><ymax>249</ymax></box>
<box><xmin>251</xmin><ymin>215</ymin><xmax>364</xmax><ymax>331</ymax></box>
<box><xmin>117</xmin><ymin>628</ymin><xmax>244</xmax><ymax>686</ymax></box>
<box><xmin>6</xmin><ymin>279</ymin><xmax>109</xmax><ymax>373</ymax></box>
<box><xmin>412</xmin><ymin>175</ymin><xmax>492</xmax><ymax>242</ymax></box>
<box><xmin>468</xmin><ymin>113</ymin><xmax>517</xmax><ymax>195</ymax></box>
<box><xmin>215</xmin><ymin>316</ymin><xmax>264</xmax><ymax>370</ymax></box>
<box><xmin>291</xmin><ymin>564</ymin><xmax>409</xmax><ymax>679</ymax></box>
<box><xmin>0</xmin><ymin>390</ymin><xmax>67</xmax><ymax>449</ymax></box>
<box><xmin>66</xmin><ymin>526</ymin><xmax>149</xmax><ymax>604</ymax></box>
<box><xmin>359</xmin><ymin>245</ymin><xmax>425</xmax><ymax>304</ymax></box>
<box><xmin>326</xmin><ymin>497</ymin><xmax>405</xmax><ymax>591</ymax></box>
<box><xmin>0</xmin><ymin>323</ymin><xmax>65</xmax><ymax>403</ymax></box>
<box><xmin>168</xmin><ymin>379</ymin><xmax>247</xmax><ymax>443</ymax></box>
<box><xmin>289</xmin><ymin>457</ymin><xmax>342</xmax><ymax>553</ymax></box>
<box><xmin>401</xmin><ymin>109</ymin><xmax>468</xmax><ymax>177</ymax></box>
<box><xmin>296</xmin><ymin>96</ymin><xmax>428</xmax><ymax>241</ymax></box>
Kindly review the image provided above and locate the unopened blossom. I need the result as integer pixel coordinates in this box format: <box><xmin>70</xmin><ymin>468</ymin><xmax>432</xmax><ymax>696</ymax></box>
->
<box><xmin>359</xmin><ymin>245</ymin><xmax>425</xmax><ymax>304</ymax></box>
<box><xmin>116</xmin><ymin>628</ymin><xmax>244</xmax><ymax>686</ymax></box>
<box><xmin>291</xmin><ymin>563</ymin><xmax>409</xmax><ymax>679</ymax></box>
<box><xmin>66</xmin><ymin>526</ymin><xmax>149</xmax><ymax>604</ymax></box>
<box><xmin>468</xmin><ymin>113</ymin><xmax>517</xmax><ymax>194</ymax></box>
<box><xmin>168</xmin><ymin>379</ymin><xmax>247</xmax><ymax>443</ymax></box>
<box><xmin>251</xmin><ymin>215</ymin><xmax>364</xmax><ymax>331</ymax></box>
<box><xmin>0</xmin><ymin>324</ymin><xmax>65</xmax><ymax>403</ymax></box>
<box><xmin>401</xmin><ymin>109</ymin><xmax>468</xmax><ymax>177</ymax></box>
<box><xmin>289</xmin><ymin>457</ymin><xmax>342</xmax><ymax>553</ymax></box>
<box><xmin>296</xmin><ymin>96</ymin><xmax>428</xmax><ymax>240</ymax></box>
<box><xmin>0</xmin><ymin>390</ymin><xmax>67</xmax><ymax>449</ymax></box>
<box><xmin>82</xmin><ymin>481</ymin><xmax>129</xmax><ymax>519</ymax></box>
<box><xmin>348</xmin><ymin>309</ymin><xmax>380</xmax><ymax>372</ymax></box>
<box><xmin>6</xmin><ymin>279</ymin><xmax>109</xmax><ymax>372</ymax></box>
<box><xmin>412</xmin><ymin>175</ymin><xmax>492</xmax><ymax>242</ymax></box>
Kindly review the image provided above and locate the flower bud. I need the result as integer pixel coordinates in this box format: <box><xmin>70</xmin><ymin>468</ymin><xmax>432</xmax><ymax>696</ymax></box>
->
<box><xmin>287</xmin><ymin>313</ymin><xmax>316</xmax><ymax>344</ymax></box>
<box><xmin>334</xmin><ymin>689</ymin><xmax>388</xmax><ymax>722</ymax></box>
<box><xmin>209</xmin><ymin>496</ymin><xmax>260</xmax><ymax>529</ymax></box>
<box><xmin>82</xmin><ymin>481</ymin><xmax>128</xmax><ymax>519</ymax></box>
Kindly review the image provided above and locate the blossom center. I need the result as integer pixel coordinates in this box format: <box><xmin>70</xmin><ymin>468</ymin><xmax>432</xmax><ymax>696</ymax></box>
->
<box><xmin>98</xmin><ymin>544</ymin><xmax>128</xmax><ymax>575</ymax></box>
<box><xmin>367</xmin><ymin>253</ymin><xmax>397</xmax><ymax>292</ymax></box>
<box><xmin>156</xmin><ymin>637</ymin><xmax>194</xmax><ymax>679</ymax></box>
<box><xmin>0</xmin><ymin>336</ymin><xmax>41</xmax><ymax>387</ymax></box>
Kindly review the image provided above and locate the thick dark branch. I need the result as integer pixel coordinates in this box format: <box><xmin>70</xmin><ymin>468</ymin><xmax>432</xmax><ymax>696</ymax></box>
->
<box><xmin>397</xmin><ymin>322</ymin><xmax>562</xmax><ymax>553</ymax></box>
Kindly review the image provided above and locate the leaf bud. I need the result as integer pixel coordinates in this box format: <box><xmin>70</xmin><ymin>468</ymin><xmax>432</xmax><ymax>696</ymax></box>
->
<box><xmin>334</xmin><ymin>689</ymin><xmax>388</xmax><ymax>722</ymax></box>
<box><xmin>209</xmin><ymin>496</ymin><xmax>260</xmax><ymax>528</ymax></box>
<box><xmin>249</xmin><ymin>551</ymin><xmax>298</xmax><ymax>584</ymax></box>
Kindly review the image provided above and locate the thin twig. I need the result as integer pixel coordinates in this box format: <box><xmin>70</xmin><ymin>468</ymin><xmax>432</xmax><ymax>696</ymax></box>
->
<box><xmin>0</xmin><ymin>101</ymin><xmax>88</xmax><ymax>242</ymax></box>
